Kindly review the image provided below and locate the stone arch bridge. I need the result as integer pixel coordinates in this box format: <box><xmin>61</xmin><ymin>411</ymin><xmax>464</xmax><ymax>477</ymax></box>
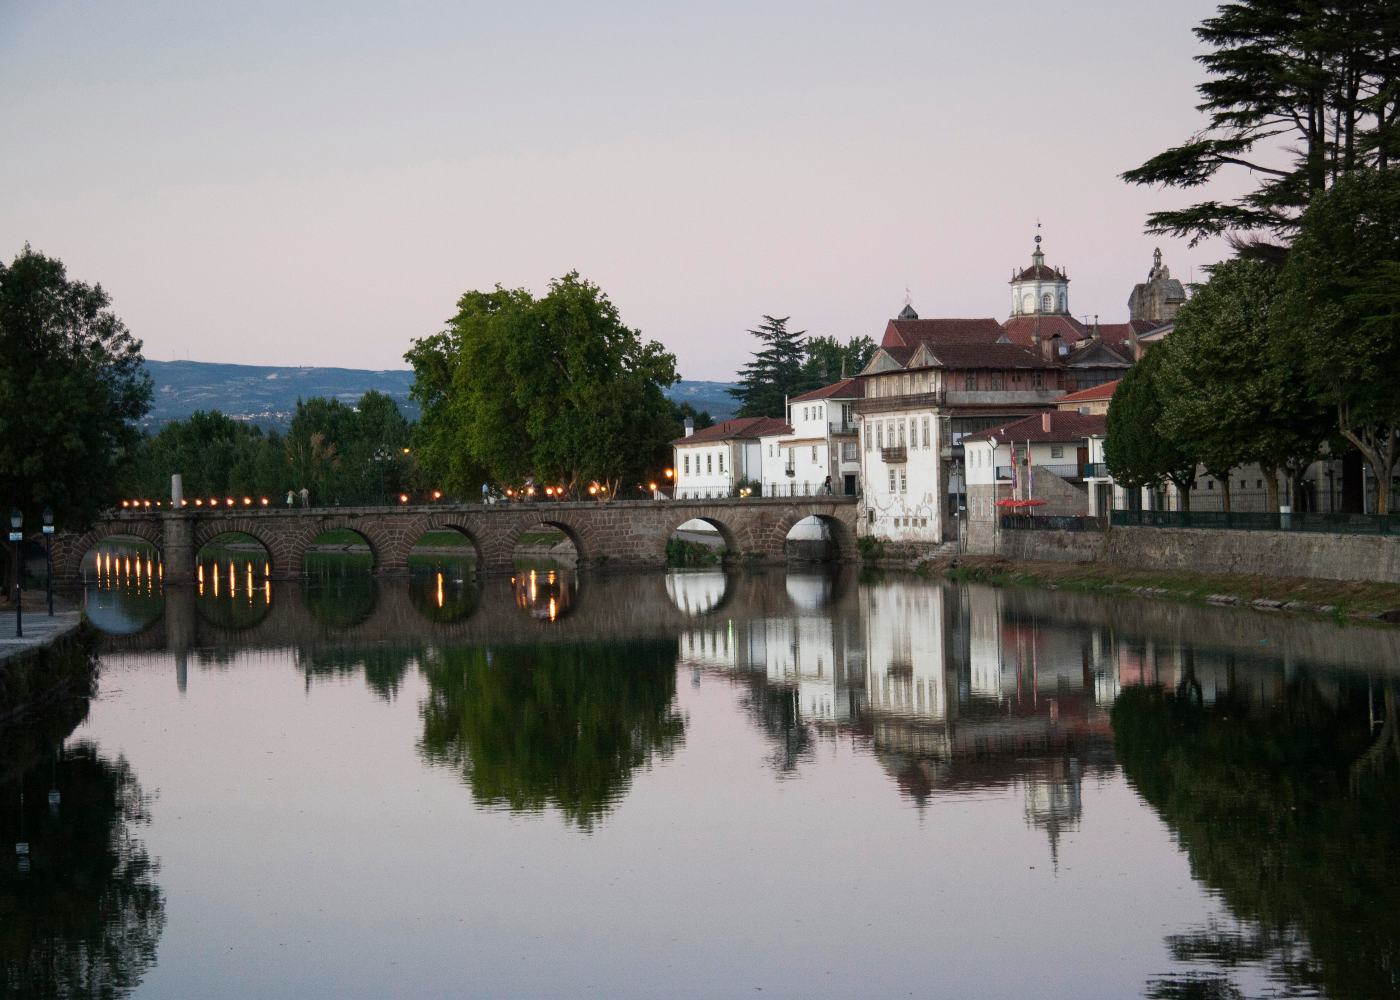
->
<box><xmin>51</xmin><ymin>496</ymin><xmax>861</xmax><ymax>585</ymax></box>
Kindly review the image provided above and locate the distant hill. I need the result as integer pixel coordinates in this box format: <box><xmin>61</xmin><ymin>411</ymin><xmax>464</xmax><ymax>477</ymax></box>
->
<box><xmin>142</xmin><ymin>360</ymin><xmax>737</xmax><ymax>429</ymax></box>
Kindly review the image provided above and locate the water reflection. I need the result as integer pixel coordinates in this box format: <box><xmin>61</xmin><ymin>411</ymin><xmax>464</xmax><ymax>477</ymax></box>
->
<box><xmin>417</xmin><ymin>641</ymin><xmax>685</xmax><ymax>829</ymax></box>
<box><xmin>509</xmin><ymin>567</ymin><xmax>577</xmax><ymax>622</ymax></box>
<box><xmin>60</xmin><ymin>566</ymin><xmax>1400</xmax><ymax>998</ymax></box>
<box><xmin>0</xmin><ymin>639</ymin><xmax>164</xmax><ymax>1000</ymax></box>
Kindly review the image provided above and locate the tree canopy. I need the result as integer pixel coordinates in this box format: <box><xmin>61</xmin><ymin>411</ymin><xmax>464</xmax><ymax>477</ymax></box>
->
<box><xmin>1104</xmin><ymin>348</ymin><xmax>1198</xmax><ymax>505</ymax></box>
<box><xmin>406</xmin><ymin>273</ymin><xmax>678</xmax><ymax>496</ymax></box>
<box><xmin>1274</xmin><ymin>168</ymin><xmax>1400</xmax><ymax>513</ymax></box>
<box><xmin>1123</xmin><ymin>0</ymin><xmax>1400</xmax><ymax>255</ymax></box>
<box><xmin>0</xmin><ymin>246</ymin><xmax>151</xmax><ymax>531</ymax></box>
<box><xmin>729</xmin><ymin>315</ymin><xmax>808</xmax><ymax>418</ymax></box>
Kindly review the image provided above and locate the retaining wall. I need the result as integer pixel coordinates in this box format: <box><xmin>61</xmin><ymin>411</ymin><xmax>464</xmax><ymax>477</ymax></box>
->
<box><xmin>972</xmin><ymin>524</ymin><xmax>1400</xmax><ymax>584</ymax></box>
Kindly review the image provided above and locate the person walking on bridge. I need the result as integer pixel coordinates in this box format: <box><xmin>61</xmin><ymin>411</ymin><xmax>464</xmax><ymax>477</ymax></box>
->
<box><xmin>286</xmin><ymin>490</ymin><xmax>295</xmax><ymax>509</ymax></box>
<box><xmin>299</xmin><ymin>486</ymin><xmax>309</xmax><ymax>509</ymax></box>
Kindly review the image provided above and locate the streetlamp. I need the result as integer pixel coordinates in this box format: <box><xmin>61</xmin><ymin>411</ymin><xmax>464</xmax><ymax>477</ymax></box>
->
<box><xmin>8</xmin><ymin>508</ymin><xmax>22</xmax><ymax>638</ymax></box>
<box><xmin>42</xmin><ymin>508</ymin><xmax>54</xmax><ymax>617</ymax></box>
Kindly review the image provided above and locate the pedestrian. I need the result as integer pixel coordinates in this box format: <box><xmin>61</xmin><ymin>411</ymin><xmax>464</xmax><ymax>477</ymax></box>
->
<box><xmin>286</xmin><ymin>490</ymin><xmax>294</xmax><ymax>509</ymax></box>
<box><xmin>299</xmin><ymin>486</ymin><xmax>309</xmax><ymax>509</ymax></box>
<box><xmin>481</xmin><ymin>482</ymin><xmax>490</xmax><ymax>505</ymax></box>
<box><xmin>821</xmin><ymin>475</ymin><xmax>833</xmax><ymax>495</ymax></box>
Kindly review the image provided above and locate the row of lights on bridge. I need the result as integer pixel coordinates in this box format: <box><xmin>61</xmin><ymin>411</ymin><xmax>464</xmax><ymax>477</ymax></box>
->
<box><xmin>121</xmin><ymin>490</ymin><xmax>449</xmax><ymax>510</ymax></box>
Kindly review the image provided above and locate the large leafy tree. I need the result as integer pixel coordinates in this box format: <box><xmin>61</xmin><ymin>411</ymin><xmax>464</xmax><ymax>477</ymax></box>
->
<box><xmin>285</xmin><ymin>391</ymin><xmax>412</xmax><ymax>504</ymax></box>
<box><xmin>799</xmin><ymin>334</ymin><xmax>876</xmax><ymax>388</ymax></box>
<box><xmin>1104</xmin><ymin>348</ymin><xmax>1199</xmax><ymax>509</ymax></box>
<box><xmin>729</xmin><ymin>315</ymin><xmax>807</xmax><ymax>417</ymax></box>
<box><xmin>1275</xmin><ymin>169</ymin><xmax>1400</xmax><ymax>513</ymax></box>
<box><xmin>119</xmin><ymin>410</ymin><xmax>286</xmax><ymax>502</ymax></box>
<box><xmin>0</xmin><ymin>246</ymin><xmax>151</xmax><ymax>531</ymax></box>
<box><xmin>406</xmin><ymin>273</ymin><xmax>678</xmax><ymax>496</ymax></box>
<box><xmin>1154</xmin><ymin>259</ymin><xmax>1325</xmax><ymax>511</ymax></box>
<box><xmin>1123</xmin><ymin>0</ymin><xmax>1400</xmax><ymax>255</ymax></box>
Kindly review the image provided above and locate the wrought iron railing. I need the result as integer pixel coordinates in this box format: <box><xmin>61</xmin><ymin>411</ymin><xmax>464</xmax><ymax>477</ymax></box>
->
<box><xmin>1111</xmin><ymin>509</ymin><xmax>1400</xmax><ymax>534</ymax></box>
<box><xmin>1000</xmin><ymin>515</ymin><xmax>1106</xmax><ymax>532</ymax></box>
<box><xmin>881</xmin><ymin>446</ymin><xmax>908</xmax><ymax>464</ymax></box>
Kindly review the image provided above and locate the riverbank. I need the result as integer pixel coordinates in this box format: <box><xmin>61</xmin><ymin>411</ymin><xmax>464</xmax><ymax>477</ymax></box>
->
<box><xmin>927</xmin><ymin>554</ymin><xmax>1400</xmax><ymax>624</ymax></box>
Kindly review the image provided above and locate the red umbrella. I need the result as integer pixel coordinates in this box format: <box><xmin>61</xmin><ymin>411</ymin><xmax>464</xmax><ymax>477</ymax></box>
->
<box><xmin>995</xmin><ymin>498</ymin><xmax>1047</xmax><ymax>508</ymax></box>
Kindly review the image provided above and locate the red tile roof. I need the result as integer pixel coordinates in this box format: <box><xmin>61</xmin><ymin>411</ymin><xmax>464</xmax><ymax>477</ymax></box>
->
<box><xmin>926</xmin><ymin>341</ymin><xmax>1058</xmax><ymax>369</ymax></box>
<box><xmin>1001</xmin><ymin>314</ymin><xmax>1088</xmax><ymax>347</ymax></box>
<box><xmin>882</xmin><ymin>318</ymin><xmax>1006</xmax><ymax>349</ymax></box>
<box><xmin>1012</xmin><ymin>263</ymin><xmax>1064</xmax><ymax>282</ymax></box>
<box><xmin>672</xmin><ymin>416</ymin><xmax>792</xmax><ymax>446</ymax></box>
<box><xmin>1056</xmin><ymin>380</ymin><xmax>1120</xmax><ymax>403</ymax></box>
<box><xmin>790</xmin><ymin>377</ymin><xmax>861</xmax><ymax>402</ymax></box>
<box><xmin>962</xmin><ymin>410</ymin><xmax>1106</xmax><ymax>444</ymax></box>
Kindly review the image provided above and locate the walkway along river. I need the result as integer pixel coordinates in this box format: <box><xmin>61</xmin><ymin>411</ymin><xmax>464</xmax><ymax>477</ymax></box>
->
<box><xmin>2</xmin><ymin>551</ymin><xmax>1397</xmax><ymax>999</ymax></box>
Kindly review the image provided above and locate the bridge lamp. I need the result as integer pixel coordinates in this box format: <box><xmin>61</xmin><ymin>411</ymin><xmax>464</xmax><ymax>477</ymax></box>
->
<box><xmin>121</xmin><ymin>500</ymin><xmax>129</xmax><ymax>508</ymax></box>
<box><xmin>648</xmin><ymin>482</ymin><xmax>658</xmax><ymax>492</ymax></box>
<box><xmin>399</xmin><ymin>493</ymin><xmax>410</xmax><ymax>504</ymax></box>
<box><xmin>525</xmin><ymin>487</ymin><xmax>534</xmax><ymax>497</ymax></box>
<box><xmin>544</xmin><ymin>486</ymin><xmax>553</xmax><ymax>497</ymax></box>
<box><xmin>208</xmin><ymin>498</ymin><xmax>217</xmax><ymax>507</ymax></box>
<box><xmin>506</xmin><ymin>488</ymin><xmax>514</xmax><ymax>497</ymax></box>
<box><xmin>143</xmin><ymin>500</ymin><xmax>152</xmax><ymax>508</ymax></box>
<box><xmin>664</xmin><ymin>468</ymin><xmax>674</xmax><ymax>479</ymax></box>
<box><xmin>243</xmin><ymin>497</ymin><xmax>252</xmax><ymax>506</ymax></box>
<box><xmin>225</xmin><ymin>498</ymin><xmax>234</xmax><ymax>507</ymax></box>
<box><xmin>432</xmin><ymin>490</ymin><xmax>442</xmax><ymax>501</ymax></box>
<box><xmin>402</xmin><ymin>447</ymin><xmax>410</xmax><ymax>455</ymax></box>
<box><xmin>588</xmin><ymin>485</ymin><xmax>597</xmax><ymax>496</ymax></box>
<box><xmin>194</xmin><ymin>498</ymin><xmax>203</xmax><ymax>507</ymax></box>
<box><xmin>260</xmin><ymin>497</ymin><xmax>269</xmax><ymax>506</ymax></box>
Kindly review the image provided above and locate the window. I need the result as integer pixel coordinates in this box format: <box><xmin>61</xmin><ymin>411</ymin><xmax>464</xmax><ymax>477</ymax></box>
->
<box><xmin>1207</xmin><ymin>481</ymin><xmax>1214</xmax><ymax>490</ymax></box>
<box><xmin>990</xmin><ymin>373</ymin><xmax>1004</xmax><ymax>390</ymax></box>
<box><xmin>1041</xmin><ymin>292</ymin><xmax>1053</xmax><ymax>311</ymax></box>
<box><xmin>965</xmin><ymin>373</ymin><xmax>977</xmax><ymax>391</ymax></box>
<box><xmin>811</xmin><ymin>445</ymin><xmax>818</xmax><ymax>462</ymax></box>
<box><xmin>902</xmin><ymin>374</ymin><xmax>910</xmax><ymax>395</ymax></box>
<box><xmin>888</xmin><ymin>469</ymin><xmax>896</xmax><ymax>491</ymax></box>
<box><xmin>865</xmin><ymin>428</ymin><xmax>872</xmax><ymax>452</ymax></box>
<box><xmin>899</xmin><ymin>469</ymin><xmax>907</xmax><ymax>492</ymax></box>
<box><xmin>706</xmin><ymin>454</ymin><xmax>712</xmax><ymax>474</ymax></box>
<box><xmin>684</xmin><ymin>455</ymin><xmax>690</xmax><ymax>475</ymax></box>
<box><xmin>1050</xmin><ymin>446</ymin><xmax>1064</xmax><ymax>459</ymax></box>
<box><xmin>877</xmin><ymin>424</ymin><xmax>884</xmax><ymax>449</ymax></box>
<box><xmin>922</xmin><ymin>417</ymin><xmax>930</xmax><ymax>448</ymax></box>
<box><xmin>1032</xmin><ymin>372</ymin><xmax>1044</xmax><ymax>389</ymax></box>
<box><xmin>718</xmin><ymin>452</ymin><xmax>724</xmax><ymax>473</ymax></box>
<box><xmin>898</xmin><ymin>422</ymin><xmax>906</xmax><ymax>447</ymax></box>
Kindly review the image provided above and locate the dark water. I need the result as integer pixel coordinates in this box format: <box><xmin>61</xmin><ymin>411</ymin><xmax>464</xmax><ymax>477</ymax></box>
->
<box><xmin>3</xmin><ymin>553</ymin><xmax>1399</xmax><ymax>999</ymax></box>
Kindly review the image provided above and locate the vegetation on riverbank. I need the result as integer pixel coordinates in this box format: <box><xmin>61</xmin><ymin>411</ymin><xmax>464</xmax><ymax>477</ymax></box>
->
<box><xmin>933</xmin><ymin>555</ymin><xmax>1400</xmax><ymax>623</ymax></box>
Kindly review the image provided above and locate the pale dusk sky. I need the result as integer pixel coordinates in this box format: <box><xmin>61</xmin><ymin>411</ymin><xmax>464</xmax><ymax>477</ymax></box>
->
<box><xmin>0</xmin><ymin>0</ymin><xmax>1238</xmax><ymax>381</ymax></box>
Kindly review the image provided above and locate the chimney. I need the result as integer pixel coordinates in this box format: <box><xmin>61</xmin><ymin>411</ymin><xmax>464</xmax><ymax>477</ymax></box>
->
<box><xmin>1041</xmin><ymin>412</ymin><xmax>1052</xmax><ymax>433</ymax></box>
<box><xmin>684</xmin><ymin>418</ymin><xmax>694</xmax><ymax>438</ymax></box>
<box><xmin>1092</xmin><ymin>315</ymin><xmax>1100</xmax><ymax>339</ymax></box>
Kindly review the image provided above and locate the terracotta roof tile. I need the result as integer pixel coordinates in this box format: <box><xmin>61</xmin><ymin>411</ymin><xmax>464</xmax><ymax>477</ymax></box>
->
<box><xmin>790</xmin><ymin>377</ymin><xmax>861</xmax><ymax>402</ymax></box>
<box><xmin>1056</xmin><ymin>380</ymin><xmax>1120</xmax><ymax>403</ymax></box>
<box><xmin>882</xmin><ymin>318</ymin><xmax>1006</xmax><ymax>349</ymax></box>
<box><xmin>962</xmin><ymin>410</ymin><xmax>1106</xmax><ymax>445</ymax></box>
<box><xmin>1001</xmin><ymin>314</ymin><xmax>1088</xmax><ymax>347</ymax></box>
<box><xmin>673</xmin><ymin>416</ymin><xmax>792</xmax><ymax>446</ymax></box>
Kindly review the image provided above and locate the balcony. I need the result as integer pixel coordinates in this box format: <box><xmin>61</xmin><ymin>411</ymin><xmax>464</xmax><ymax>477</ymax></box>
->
<box><xmin>855</xmin><ymin>390</ymin><xmax>945</xmax><ymax>416</ymax></box>
<box><xmin>881</xmin><ymin>446</ymin><xmax>907</xmax><ymax>464</ymax></box>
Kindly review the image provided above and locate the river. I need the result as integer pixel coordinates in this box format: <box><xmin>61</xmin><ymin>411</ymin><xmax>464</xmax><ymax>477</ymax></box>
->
<box><xmin>2</xmin><ymin>550</ymin><xmax>1398</xmax><ymax>999</ymax></box>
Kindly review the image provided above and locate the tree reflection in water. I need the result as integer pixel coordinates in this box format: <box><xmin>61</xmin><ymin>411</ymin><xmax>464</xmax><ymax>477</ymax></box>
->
<box><xmin>417</xmin><ymin>641</ymin><xmax>684</xmax><ymax>829</ymax></box>
<box><xmin>1</xmin><ymin>697</ymin><xmax>164</xmax><ymax>998</ymax></box>
<box><xmin>297</xmin><ymin>645</ymin><xmax>421</xmax><ymax>703</ymax></box>
<box><xmin>1114</xmin><ymin>679</ymin><xmax>1400</xmax><ymax>1000</ymax></box>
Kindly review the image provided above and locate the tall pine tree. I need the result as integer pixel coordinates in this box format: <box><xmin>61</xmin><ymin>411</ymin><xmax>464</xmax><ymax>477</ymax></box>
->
<box><xmin>728</xmin><ymin>316</ymin><xmax>807</xmax><ymax>418</ymax></box>
<box><xmin>1122</xmin><ymin>0</ymin><xmax>1400</xmax><ymax>257</ymax></box>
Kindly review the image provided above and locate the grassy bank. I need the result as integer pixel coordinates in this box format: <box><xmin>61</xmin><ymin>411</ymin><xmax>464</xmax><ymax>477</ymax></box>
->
<box><xmin>931</xmin><ymin>555</ymin><xmax>1400</xmax><ymax>623</ymax></box>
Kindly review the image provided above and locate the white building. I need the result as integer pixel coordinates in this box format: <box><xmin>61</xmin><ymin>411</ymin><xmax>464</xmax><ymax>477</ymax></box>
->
<box><xmin>764</xmin><ymin>379</ymin><xmax>863</xmax><ymax>497</ymax></box>
<box><xmin>672</xmin><ymin>416</ymin><xmax>790</xmax><ymax>500</ymax></box>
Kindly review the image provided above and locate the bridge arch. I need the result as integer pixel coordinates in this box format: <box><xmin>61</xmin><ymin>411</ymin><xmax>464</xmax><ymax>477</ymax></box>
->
<box><xmin>193</xmin><ymin>519</ymin><xmax>279</xmax><ymax>575</ymax></box>
<box><xmin>56</xmin><ymin>519</ymin><xmax>165</xmax><ymax>585</ymax></box>
<box><xmin>501</xmin><ymin>516</ymin><xmax>588</xmax><ymax>570</ymax></box>
<box><xmin>773</xmin><ymin>510</ymin><xmax>858</xmax><ymax>563</ymax></box>
<box><xmin>290</xmin><ymin>520</ymin><xmax>385</xmax><ymax>577</ymax></box>
<box><xmin>407</xmin><ymin>516</ymin><xmax>486</xmax><ymax>568</ymax></box>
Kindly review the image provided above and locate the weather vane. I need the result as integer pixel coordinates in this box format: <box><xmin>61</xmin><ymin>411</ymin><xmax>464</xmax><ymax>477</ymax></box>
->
<box><xmin>1034</xmin><ymin>217</ymin><xmax>1042</xmax><ymax>246</ymax></box>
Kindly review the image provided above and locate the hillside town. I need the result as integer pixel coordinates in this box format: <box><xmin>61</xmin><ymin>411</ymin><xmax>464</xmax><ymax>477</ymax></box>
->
<box><xmin>672</xmin><ymin>236</ymin><xmax>1360</xmax><ymax>549</ymax></box>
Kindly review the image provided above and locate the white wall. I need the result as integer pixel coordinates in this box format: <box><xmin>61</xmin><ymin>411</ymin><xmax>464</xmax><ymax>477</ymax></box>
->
<box><xmin>859</xmin><ymin>407</ymin><xmax>943</xmax><ymax>542</ymax></box>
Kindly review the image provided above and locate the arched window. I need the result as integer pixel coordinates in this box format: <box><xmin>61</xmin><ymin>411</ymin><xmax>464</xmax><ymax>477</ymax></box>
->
<box><xmin>1041</xmin><ymin>292</ymin><xmax>1054</xmax><ymax>311</ymax></box>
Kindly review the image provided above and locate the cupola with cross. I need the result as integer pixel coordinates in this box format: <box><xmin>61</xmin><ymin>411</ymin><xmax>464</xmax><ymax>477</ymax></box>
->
<box><xmin>1009</xmin><ymin>232</ymin><xmax>1070</xmax><ymax>317</ymax></box>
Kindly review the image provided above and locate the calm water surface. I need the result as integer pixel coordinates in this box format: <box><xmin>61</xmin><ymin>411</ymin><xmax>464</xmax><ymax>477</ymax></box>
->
<box><xmin>3</xmin><ymin>554</ymin><xmax>1399</xmax><ymax>999</ymax></box>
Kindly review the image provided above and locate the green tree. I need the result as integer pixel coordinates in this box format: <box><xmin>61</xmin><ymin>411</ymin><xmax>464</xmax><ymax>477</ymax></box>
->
<box><xmin>406</xmin><ymin>273</ymin><xmax>678</xmax><ymax>496</ymax></box>
<box><xmin>1123</xmin><ymin>0</ymin><xmax>1400</xmax><ymax>254</ymax></box>
<box><xmin>800</xmin><ymin>334</ymin><xmax>876</xmax><ymax>387</ymax></box>
<box><xmin>119</xmin><ymin>410</ymin><xmax>285</xmax><ymax>501</ymax></box>
<box><xmin>1275</xmin><ymin>169</ymin><xmax>1400</xmax><ymax>512</ymax></box>
<box><xmin>729</xmin><ymin>315</ymin><xmax>807</xmax><ymax>417</ymax></box>
<box><xmin>1105</xmin><ymin>349</ymin><xmax>1199</xmax><ymax>509</ymax></box>
<box><xmin>0</xmin><ymin>246</ymin><xmax>151</xmax><ymax>535</ymax></box>
<box><xmin>1154</xmin><ymin>259</ymin><xmax>1325</xmax><ymax>512</ymax></box>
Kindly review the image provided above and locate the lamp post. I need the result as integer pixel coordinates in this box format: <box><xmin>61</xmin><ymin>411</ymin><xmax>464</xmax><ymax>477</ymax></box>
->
<box><xmin>42</xmin><ymin>508</ymin><xmax>54</xmax><ymax>617</ymax></box>
<box><xmin>8</xmin><ymin>508</ymin><xmax>22</xmax><ymax>638</ymax></box>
